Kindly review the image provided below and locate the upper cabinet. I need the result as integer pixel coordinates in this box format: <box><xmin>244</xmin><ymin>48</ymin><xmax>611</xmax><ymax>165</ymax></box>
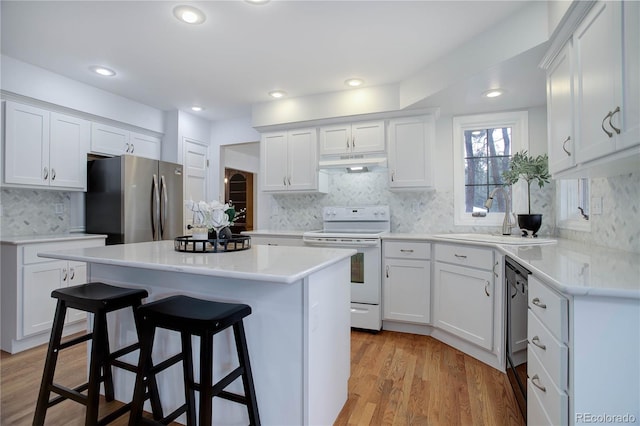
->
<box><xmin>319</xmin><ymin>120</ymin><xmax>385</xmax><ymax>156</ymax></box>
<box><xmin>4</xmin><ymin>101</ymin><xmax>89</xmax><ymax>190</ymax></box>
<box><xmin>91</xmin><ymin>123</ymin><xmax>160</xmax><ymax>160</ymax></box>
<box><xmin>261</xmin><ymin>128</ymin><xmax>328</xmax><ymax>193</ymax></box>
<box><xmin>387</xmin><ymin>116</ymin><xmax>434</xmax><ymax>190</ymax></box>
<box><xmin>544</xmin><ymin>0</ymin><xmax>639</xmax><ymax>178</ymax></box>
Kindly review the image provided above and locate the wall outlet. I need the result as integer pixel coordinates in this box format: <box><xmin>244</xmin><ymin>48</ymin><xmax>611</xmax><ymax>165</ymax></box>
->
<box><xmin>591</xmin><ymin>197</ymin><xmax>603</xmax><ymax>215</ymax></box>
<box><xmin>54</xmin><ymin>203</ymin><xmax>64</xmax><ymax>214</ymax></box>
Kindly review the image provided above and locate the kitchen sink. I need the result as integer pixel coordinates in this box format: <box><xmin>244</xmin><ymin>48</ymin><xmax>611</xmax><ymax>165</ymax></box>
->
<box><xmin>432</xmin><ymin>233</ymin><xmax>557</xmax><ymax>245</ymax></box>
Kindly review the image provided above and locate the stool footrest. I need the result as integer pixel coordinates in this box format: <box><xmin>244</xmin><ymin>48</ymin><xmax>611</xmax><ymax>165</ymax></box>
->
<box><xmin>109</xmin><ymin>342</ymin><xmax>140</xmax><ymax>360</ymax></box>
<box><xmin>49</xmin><ymin>383</ymin><xmax>88</xmax><ymax>406</ymax></box>
<box><xmin>149</xmin><ymin>352</ymin><xmax>183</xmax><ymax>375</ymax></box>
<box><xmin>208</xmin><ymin>366</ymin><xmax>244</xmax><ymax>396</ymax></box>
<box><xmin>58</xmin><ymin>332</ymin><xmax>93</xmax><ymax>350</ymax></box>
<box><xmin>218</xmin><ymin>390</ymin><xmax>248</xmax><ymax>405</ymax></box>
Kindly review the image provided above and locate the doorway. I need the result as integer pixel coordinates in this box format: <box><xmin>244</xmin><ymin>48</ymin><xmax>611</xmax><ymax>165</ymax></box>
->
<box><xmin>224</xmin><ymin>168</ymin><xmax>254</xmax><ymax>232</ymax></box>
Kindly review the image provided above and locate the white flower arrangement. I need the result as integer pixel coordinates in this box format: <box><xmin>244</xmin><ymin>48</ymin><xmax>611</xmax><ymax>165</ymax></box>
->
<box><xmin>185</xmin><ymin>199</ymin><xmax>245</xmax><ymax>231</ymax></box>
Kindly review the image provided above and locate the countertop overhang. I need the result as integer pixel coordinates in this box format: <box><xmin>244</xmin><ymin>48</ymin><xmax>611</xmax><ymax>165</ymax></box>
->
<box><xmin>38</xmin><ymin>240</ymin><xmax>356</xmax><ymax>284</ymax></box>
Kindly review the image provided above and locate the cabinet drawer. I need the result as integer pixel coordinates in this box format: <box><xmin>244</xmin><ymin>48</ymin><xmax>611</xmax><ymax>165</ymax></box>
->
<box><xmin>528</xmin><ymin>276</ymin><xmax>569</xmax><ymax>343</ymax></box>
<box><xmin>528</xmin><ymin>310</ymin><xmax>569</xmax><ymax>391</ymax></box>
<box><xmin>434</xmin><ymin>243</ymin><xmax>493</xmax><ymax>270</ymax></box>
<box><xmin>528</xmin><ymin>348</ymin><xmax>568</xmax><ymax>426</ymax></box>
<box><xmin>22</xmin><ymin>238</ymin><xmax>105</xmax><ymax>265</ymax></box>
<box><xmin>384</xmin><ymin>241</ymin><xmax>430</xmax><ymax>260</ymax></box>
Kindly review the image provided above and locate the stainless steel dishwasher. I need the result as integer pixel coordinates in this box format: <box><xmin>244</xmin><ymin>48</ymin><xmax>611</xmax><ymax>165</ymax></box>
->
<box><xmin>505</xmin><ymin>256</ymin><xmax>530</xmax><ymax>420</ymax></box>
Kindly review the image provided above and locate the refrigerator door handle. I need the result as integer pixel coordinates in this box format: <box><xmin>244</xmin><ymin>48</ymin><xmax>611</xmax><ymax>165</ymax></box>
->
<box><xmin>151</xmin><ymin>174</ymin><xmax>160</xmax><ymax>240</ymax></box>
<box><xmin>160</xmin><ymin>175</ymin><xmax>168</xmax><ymax>239</ymax></box>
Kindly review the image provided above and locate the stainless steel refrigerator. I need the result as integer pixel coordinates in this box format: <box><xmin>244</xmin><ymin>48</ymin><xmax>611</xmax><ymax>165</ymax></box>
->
<box><xmin>86</xmin><ymin>155</ymin><xmax>183</xmax><ymax>245</ymax></box>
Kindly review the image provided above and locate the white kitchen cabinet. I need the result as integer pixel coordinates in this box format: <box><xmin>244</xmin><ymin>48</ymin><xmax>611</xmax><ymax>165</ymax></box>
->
<box><xmin>4</xmin><ymin>101</ymin><xmax>89</xmax><ymax>190</ymax></box>
<box><xmin>433</xmin><ymin>244</ymin><xmax>496</xmax><ymax>351</ymax></box>
<box><xmin>546</xmin><ymin>41</ymin><xmax>575</xmax><ymax>175</ymax></box>
<box><xmin>90</xmin><ymin>122</ymin><xmax>130</xmax><ymax>157</ymax></box>
<box><xmin>387</xmin><ymin>116</ymin><xmax>434</xmax><ymax>189</ymax></box>
<box><xmin>129</xmin><ymin>132</ymin><xmax>161</xmax><ymax>160</ymax></box>
<box><xmin>319</xmin><ymin>121</ymin><xmax>385</xmax><ymax>156</ymax></box>
<box><xmin>261</xmin><ymin>128</ymin><xmax>328</xmax><ymax>193</ymax></box>
<box><xmin>382</xmin><ymin>240</ymin><xmax>431</xmax><ymax>324</ymax></box>
<box><xmin>0</xmin><ymin>236</ymin><xmax>105</xmax><ymax>354</ymax></box>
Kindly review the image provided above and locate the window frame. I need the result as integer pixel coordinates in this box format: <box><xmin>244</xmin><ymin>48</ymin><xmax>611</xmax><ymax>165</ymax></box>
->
<box><xmin>452</xmin><ymin>111</ymin><xmax>529</xmax><ymax>227</ymax></box>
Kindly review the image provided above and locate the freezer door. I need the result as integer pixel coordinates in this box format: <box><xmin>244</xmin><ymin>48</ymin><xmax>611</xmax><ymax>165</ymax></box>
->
<box><xmin>158</xmin><ymin>160</ymin><xmax>184</xmax><ymax>240</ymax></box>
<box><xmin>123</xmin><ymin>156</ymin><xmax>158</xmax><ymax>243</ymax></box>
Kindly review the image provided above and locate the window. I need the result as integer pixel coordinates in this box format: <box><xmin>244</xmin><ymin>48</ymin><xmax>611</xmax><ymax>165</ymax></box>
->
<box><xmin>453</xmin><ymin>111</ymin><xmax>528</xmax><ymax>227</ymax></box>
<box><xmin>557</xmin><ymin>178</ymin><xmax>590</xmax><ymax>231</ymax></box>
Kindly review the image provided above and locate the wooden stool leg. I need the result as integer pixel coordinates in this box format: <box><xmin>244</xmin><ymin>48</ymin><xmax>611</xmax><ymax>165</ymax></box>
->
<box><xmin>97</xmin><ymin>312</ymin><xmax>115</xmax><ymax>402</ymax></box>
<box><xmin>199</xmin><ymin>332</ymin><xmax>214</xmax><ymax>426</ymax></box>
<box><xmin>32</xmin><ymin>300</ymin><xmax>68</xmax><ymax>426</ymax></box>
<box><xmin>234</xmin><ymin>321</ymin><xmax>261</xmax><ymax>426</ymax></box>
<box><xmin>128</xmin><ymin>320</ymin><xmax>156</xmax><ymax>426</ymax></box>
<box><xmin>180</xmin><ymin>332</ymin><xmax>197</xmax><ymax>426</ymax></box>
<box><xmin>86</xmin><ymin>312</ymin><xmax>108</xmax><ymax>424</ymax></box>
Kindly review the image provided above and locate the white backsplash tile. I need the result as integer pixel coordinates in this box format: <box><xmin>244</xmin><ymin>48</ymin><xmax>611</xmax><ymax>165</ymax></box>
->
<box><xmin>0</xmin><ymin>188</ymin><xmax>70</xmax><ymax>237</ymax></box>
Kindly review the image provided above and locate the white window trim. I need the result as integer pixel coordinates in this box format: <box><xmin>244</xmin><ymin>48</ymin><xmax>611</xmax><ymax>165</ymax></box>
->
<box><xmin>453</xmin><ymin>111</ymin><xmax>529</xmax><ymax>227</ymax></box>
<box><xmin>556</xmin><ymin>179</ymin><xmax>591</xmax><ymax>232</ymax></box>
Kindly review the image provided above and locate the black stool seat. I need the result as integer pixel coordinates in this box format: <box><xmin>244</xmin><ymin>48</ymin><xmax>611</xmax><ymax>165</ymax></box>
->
<box><xmin>129</xmin><ymin>295</ymin><xmax>260</xmax><ymax>426</ymax></box>
<box><xmin>33</xmin><ymin>282</ymin><xmax>148</xmax><ymax>426</ymax></box>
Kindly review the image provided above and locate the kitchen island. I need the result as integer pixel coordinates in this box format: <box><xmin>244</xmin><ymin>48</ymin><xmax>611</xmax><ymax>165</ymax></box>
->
<box><xmin>39</xmin><ymin>240</ymin><xmax>355</xmax><ymax>426</ymax></box>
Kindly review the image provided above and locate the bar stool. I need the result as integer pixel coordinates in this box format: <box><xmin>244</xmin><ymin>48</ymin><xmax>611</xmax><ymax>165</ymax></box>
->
<box><xmin>128</xmin><ymin>295</ymin><xmax>260</xmax><ymax>426</ymax></box>
<box><xmin>33</xmin><ymin>282</ymin><xmax>149</xmax><ymax>426</ymax></box>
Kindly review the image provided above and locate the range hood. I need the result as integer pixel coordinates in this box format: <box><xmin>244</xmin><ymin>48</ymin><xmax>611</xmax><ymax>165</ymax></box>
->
<box><xmin>318</xmin><ymin>155</ymin><xmax>387</xmax><ymax>172</ymax></box>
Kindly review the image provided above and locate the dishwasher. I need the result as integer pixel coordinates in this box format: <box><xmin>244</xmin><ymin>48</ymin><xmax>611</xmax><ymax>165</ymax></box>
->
<box><xmin>505</xmin><ymin>256</ymin><xmax>530</xmax><ymax>420</ymax></box>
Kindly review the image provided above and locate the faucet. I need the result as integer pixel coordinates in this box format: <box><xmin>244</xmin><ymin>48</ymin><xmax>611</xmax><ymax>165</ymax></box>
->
<box><xmin>484</xmin><ymin>187</ymin><xmax>517</xmax><ymax>235</ymax></box>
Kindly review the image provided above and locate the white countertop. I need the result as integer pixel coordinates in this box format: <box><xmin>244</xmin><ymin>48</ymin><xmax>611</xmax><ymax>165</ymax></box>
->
<box><xmin>0</xmin><ymin>233</ymin><xmax>107</xmax><ymax>245</ymax></box>
<box><xmin>38</xmin><ymin>240</ymin><xmax>356</xmax><ymax>284</ymax></box>
<box><xmin>241</xmin><ymin>229</ymin><xmax>308</xmax><ymax>238</ymax></box>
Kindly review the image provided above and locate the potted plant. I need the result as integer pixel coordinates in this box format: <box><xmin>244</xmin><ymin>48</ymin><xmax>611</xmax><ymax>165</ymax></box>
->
<box><xmin>502</xmin><ymin>150</ymin><xmax>550</xmax><ymax>237</ymax></box>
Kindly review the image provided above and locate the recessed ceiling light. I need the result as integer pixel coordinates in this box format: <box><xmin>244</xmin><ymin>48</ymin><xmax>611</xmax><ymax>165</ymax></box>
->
<box><xmin>269</xmin><ymin>90</ymin><xmax>286</xmax><ymax>99</ymax></box>
<box><xmin>191</xmin><ymin>106</ymin><xmax>204</xmax><ymax>112</ymax></box>
<box><xmin>173</xmin><ymin>5</ymin><xmax>206</xmax><ymax>24</ymax></box>
<box><xmin>345</xmin><ymin>78</ymin><xmax>364</xmax><ymax>88</ymax></box>
<box><xmin>483</xmin><ymin>89</ymin><xmax>505</xmax><ymax>98</ymax></box>
<box><xmin>90</xmin><ymin>66</ymin><xmax>116</xmax><ymax>77</ymax></box>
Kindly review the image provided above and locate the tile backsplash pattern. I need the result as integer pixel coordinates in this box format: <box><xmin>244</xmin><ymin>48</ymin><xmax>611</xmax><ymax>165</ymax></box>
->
<box><xmin>271</xmin><ymin>171</ymin><xmax>639</xmax><ymax>253</ymax></box>
<box><xmin>0</xmin><ymin>188</ymin><xmax>70</xmax><ymax>237</ymax></box>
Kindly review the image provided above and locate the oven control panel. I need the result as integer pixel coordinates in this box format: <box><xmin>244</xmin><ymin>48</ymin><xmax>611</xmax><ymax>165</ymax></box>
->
<box><xmin>323</xmin><ymin>206</ymin><xmax>389</xmax><ymax>221</ymax></box>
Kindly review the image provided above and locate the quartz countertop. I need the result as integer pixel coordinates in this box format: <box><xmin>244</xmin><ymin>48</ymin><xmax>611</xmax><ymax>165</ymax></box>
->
<box><xmin>241</xmin><ymin>229</ymin><xmax>309</xmax><ymax>238</ymax></box>
<box><xmin>0</xmin><ymin>233</ymin><xmax>107</xmax><ymax>245</ymax></box>
<box><xmin>38</xmin><ymin>240</ymin><xmax>356</xmax><ymax>284</ymax></box>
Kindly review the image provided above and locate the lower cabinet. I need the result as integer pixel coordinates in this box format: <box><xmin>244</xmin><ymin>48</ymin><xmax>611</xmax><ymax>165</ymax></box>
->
<box><xmin>0</xmin><ymin>237</ymin><xmax>105</xmax><ymax>353</ymax></box>
<box><xmin>382</xmin><ymin>241</ymin><xmax>431</xmax><ymax>324</ymax></box>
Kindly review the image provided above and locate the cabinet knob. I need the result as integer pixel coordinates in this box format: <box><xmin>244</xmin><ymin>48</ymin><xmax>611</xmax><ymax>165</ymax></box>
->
<box><xmin>562</xmin><ymin>136</ymin><xmax>571</xmax><ymax>156</ymax></box>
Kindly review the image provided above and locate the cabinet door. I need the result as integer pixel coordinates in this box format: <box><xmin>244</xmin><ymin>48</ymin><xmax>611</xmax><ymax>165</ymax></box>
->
<box><xmin>49</xmin><ymin>112</ymin><xmax>90</xmax><ymax>189</ymax></box>
<box><xmin>22</xmin><ymin>262</ymin><xmax>64</xmax><ymax>338</ymax></box>
<box><xmin>261</xmin><ymin>132</ymin><xmax>289</xmax><ymax>191</ymax></box>
<box><xmin>319</xmin><ymin>124</ymin><xmax>351</xmax><ymax>155</ymax></box>
<box><xmin>351</xmin><ymin>121</ymin><xmax>385</xmax><ymax>154</ymax></box>
<box><xmin>547</xmin><ymin>42</ymin><xmax>575</xmax><ymax>175</ymax></box>
<box><xmin>130</xmin><ymin>132</ymin><xmax>161</xmax><ymax>160</ymax></box>
<box><xmin>287</xmin><ymin>128</ymin><xmax>318</xmax><ymax>191</ymax></box>
<box><xmin>618</xmin><ymin>1</ymin><xmax>640</xmax><ymax>149</ymax></box>
<box><xmin>65</xmin><ymin>262</ymin><xmax>88</xmax><ymax>324</ymax></box>
<box><xmin>433</xmin><ymin>262</ymin><xmax>494</xmax><ymax>350</ymax></box>
<box><xmin>388</xmin><ymin>117</ymin><xmax>432</xmax><ymax>189</ymax></box>
<box><xmin>574</xmin><ymin>1</ymin><xmax>622</xmax><ymax>163</ymax></box>
<box><xmin>91</xmin><ymin>122</ymin><xmax>130</xmax><ymax>156</ymax></box>
<box><xmin>4</xmin><ymin>101</ymin><xmax>50</xmax><ymax>186</ymax></box>
<box><xmin>383</xmin><ymin>258</ymin><xmax>430</xmax><ymax>324</ymax></box>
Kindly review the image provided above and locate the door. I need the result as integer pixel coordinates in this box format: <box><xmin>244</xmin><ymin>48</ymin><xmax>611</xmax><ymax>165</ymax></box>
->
<box><xmin>183</xmin><ymin>139</ymin><xmax>208</xmax><ymax>230</ymax></box>
<box><xmin>319</xmin><ymin>124</ymin><xmax>350</xmax><ymax>155</ymax></box>
<box><xmin>159</xmin><ymin>160</ymin><xmax>184</xmax><ymax>240</ymax></box>
<box><xmin>65</xmin><ymin>262</ymin><xmax>88</xmax><ymax>324</ymax></box>
<box><xmin>22</xmin><ymin>262</ymin><xmax>64</xmax><ymax>337</ymax></box>
<box><xmin>287</xmin><ymin>128</ymin><xmax>317</xmax><ymax>191</ymax></box>
<box><xmin>49</xmin><ymin>112</ymin><xmax>90</xmax><ymax>189</ymax></box>
<box><xmin>261</xmin><ymin>132</ymin><xmax>288</xmax><ymax>191</ymax></box>
<box><xmin>388</xmin><ymin>117</ymin><xmax>432</xmax><ymax>188</ymax></box>
<box><xmin>383</xmin><ymin>258</ymin><xmax>430</xmax><ymax>324</ymax></box>
<box><xmin>123</xmin><ymin>155</ymin><xmax>157</xmax><ymax>243</ymax></box>
<box><xmin>90</xmin><ymin>122</ymin><xmax>129</xmax><ymax>156</ymax></box>
<box><xmin>351</xmin><ymin>121</ymin><xmax>385</xmax><ymax>154</ymax></box>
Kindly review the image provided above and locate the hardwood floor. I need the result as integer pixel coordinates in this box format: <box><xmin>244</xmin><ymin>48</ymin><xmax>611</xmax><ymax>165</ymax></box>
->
<box><xmin>1</xmin><ymin>330</ymin><xmax>524</xmax><ymax>425</ymax></box>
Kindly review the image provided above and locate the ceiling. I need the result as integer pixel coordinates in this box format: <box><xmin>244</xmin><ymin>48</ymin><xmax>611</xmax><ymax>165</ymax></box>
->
<box><xmin>1</xmin><ymin>1</ymin><xmax>545</xmax><ymax>122</ymax></box>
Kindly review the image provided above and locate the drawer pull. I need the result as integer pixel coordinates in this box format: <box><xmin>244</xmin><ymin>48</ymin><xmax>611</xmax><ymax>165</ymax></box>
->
<box><xmin>400</xmin><ymin>249</ymin><xmax>414</xmax><ymax>253</ymax></box>
<box><xmin>531</xmin><ymin>336</ymin><xmax>546</xmax><ymax>350</ymax></box>
<box><xmin>601</xmin><ymin>111</ymin><xmax>614</xmax><ymax>138</ymax></box>
<box><xmin>454</xmin><ymin>254</ymin><xmax>467</xmax><ymax>259</ymax></box>
<box><xmin>532</xmin><ymin>297</ymin><xmax>547</xmax><ymax>309</ymax></box>
<box><xmin>386</xmin><ymin>265</ymin><xmax>390</xmax><ymax>278</ymax></box>
<box><xmin>493</xmin><ymin>260</ymin><xmax>499</xmax><ymax>278</ymax></box>
<box><xmin>484</xmin><ymin>281</ymin><xmax>490</xmax><ymax>297</ymax></box>
<box><xmin>531</xmin><ymin>374</ymin><xmax>546</xmax><ymax>392</ymax></box>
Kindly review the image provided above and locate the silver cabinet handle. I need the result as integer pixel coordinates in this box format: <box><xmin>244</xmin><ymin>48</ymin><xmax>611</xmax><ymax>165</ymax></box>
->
<box><xmin>531</xmin><ymin>374</ymin><xmax>546</xmax><ymax>392</ymax></box>
<box><xmin>287</xmin><ymin>177</ymin><xmax>291</xmax><ymax>186</ymax></box>
<box><xmin>51</xmin><ymin>168</ymin><xmax>56</xmax><ymax>181</ymax></box>
<box><xmin>385</xmin><ymin>265</ymin><xmax>390</xmax><ymax>278</ymax></box>
<box><xmin>493</xmin><ymin>260</ymin><xmax>499</xmax><ymax>278</ymax></box>
<box><xmin>43</xmin><ymin>167</ymin><xmax>49</xmax><ymax>180</ymax></box>
<box><xmin>511</xmin><ymin>281</ymin><xmax>518</xmax><ymax>299</ymax></box>
<box><xmin>485</xmin><ymin>281</ymin><xmax>490</xmax><ymax>297</ymax></box>
<box><xmin>125</xmin><ymin>142</ymin><xmax>130</xmax><ymax>152</ymax></box>
<box><xmin>130</xmin><ymin>143</ymin><xmax>135</xmax><ymax>153</ymax></box>
<box><xmin>391</xmin><ymin>171</ymin><xmax>395</xmax><ymax>182</ymax></box>
<box><xmin>454</xmin><ymin>254</ymin><xmax>467</xmax><ymax>259</ymax></box>
<box><xmin>532</xmin><ymin>297</ymin><xmax>547</xmax><ymax>309</ymax></box>
<box><xmin>608</xmin><ymin>106</ymin><xmax>621</xmax><ymax>134</ymax></box>
<box><xmin>283</xmin><ymin>177</ymin><xmax>287</xmax><ymax>186</ymax></box>
<box><xmin>62</xmin><ymin>267</ymin><xmax>68</xmax><ymax>281</ymax></box>
<box><xmin>346</xmin><ymin>137</ymin><xmax>350</xmax><ymax>149</ymax></box>
<box><xmin>601</xmin><ymin>111</ymin><xmax>614</xmax><ymax>137</ymax></box>
<box><xmin>69</xmin><ymin>267</ymin><xmax>75</xmax><ymax>280</ymax></box>
<box><xmin>531</xmin><ymin>336</ymin><xmax>546</xmax><ymax>350</ymax></box>
<box><xmin>562</xmin><ymin>136</ymin><xmax>571</xmax><ymax>156</ymax></box>
<box><xmin>352</xmin><ymin>136</ymin><xmax>355</xmax><ymax>148</ymax></box>
<box><xmin>400</xmin><ymin>249</ymin><xmax>414</xmax><ymax>253</ymax></box>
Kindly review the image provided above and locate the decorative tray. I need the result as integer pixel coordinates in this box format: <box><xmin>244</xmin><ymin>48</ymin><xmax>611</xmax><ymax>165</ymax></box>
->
<box><xmin>174</xmin><ymin>235</ymin><xmax>251</xmax><ymax>253</ymax></box>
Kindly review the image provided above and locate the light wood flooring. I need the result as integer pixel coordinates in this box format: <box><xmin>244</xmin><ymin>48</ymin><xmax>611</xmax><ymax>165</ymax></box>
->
<box><xmin>1</xmin><ymin>330</ymin><xmax>524</xmax><ymax>425</ymax></box>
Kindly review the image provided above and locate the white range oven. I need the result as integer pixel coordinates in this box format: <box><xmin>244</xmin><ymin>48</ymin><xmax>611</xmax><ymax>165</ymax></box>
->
<box><xmin>303</xmin><ymin>206</ymin><xmax>390</xmax><ymax>331</ymax></box>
